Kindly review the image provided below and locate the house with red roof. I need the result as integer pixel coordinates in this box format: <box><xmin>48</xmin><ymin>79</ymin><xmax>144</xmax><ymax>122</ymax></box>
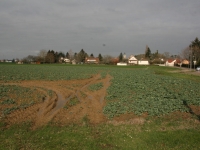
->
<box><xmin>165</xmin><ymin>59</ymin><xmax>181</xmax><ymax>66</ymax></box>
<box><xmin>85</xmin><ymin>57</ymin><xmax>99</xmax><ymax>64</ymax></box>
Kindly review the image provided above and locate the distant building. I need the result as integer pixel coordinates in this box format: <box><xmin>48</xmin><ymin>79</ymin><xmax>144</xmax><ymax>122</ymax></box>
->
<box><xmin>138</xmin><ymin>58</ymin><xmax>149</xmax><ymax>65</ymax></box>
<box><xmin>64</xmin><ymin>58</ymin><xmax>70</xmax><ymax>63</ymax></box>
<box><xmin>117</xmin><ymin>62</ymin><xmax>127</xmax><ymax>66</ymax></box>
<box><xmin>85</xmin><ymin>57</ymin><xmax>99</xmax><ymax>64</ymax></box>
<box><xmin>128</xmin><ymin>55</ymin><xmax>138</xmax><ymax>65</ymax></box>
<box><xmin>182</xmin><ymin>59</ymin><xmax>189</xmax><ymax>65</ymax></box>
<box><xmin>72</xmin><ymin>59</ymin><xmax>76</xmax><ymax>65</ymax></box>
<box><xmin>123</xmin><ymin>53</ymin><xmax>126</xmax><ymax>59</ymax></box>
<box><xmin>17</xmin><ymin>61</ymin><xmax>23</xmax><ymax>64</ymax></box>
<box><xmin>165</xmin><ymin>59</ymin><xmax>181</xmax><ymax>66</ymax></box>
<box><xmin>5</xmin><ymin>60</ymin><xmax>12</xmax><ymax>63</ymax></box>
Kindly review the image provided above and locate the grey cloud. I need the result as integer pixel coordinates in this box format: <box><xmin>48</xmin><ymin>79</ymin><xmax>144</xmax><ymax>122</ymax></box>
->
<box><xmin>0</xmin><ymin>0</ymin><xmax>200</xmax><ymax>59</ymax></box>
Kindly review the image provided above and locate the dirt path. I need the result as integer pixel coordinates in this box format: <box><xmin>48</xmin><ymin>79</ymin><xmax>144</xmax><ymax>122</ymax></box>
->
<box><xmin>4</xmin><ymin>74</ymin><xmax>112</xmax><ymax>129</ymax></box>
<box><xmin>172</xmin><ymin>67</ymin><xmax>200</xmax><ymax>76</ymax></box>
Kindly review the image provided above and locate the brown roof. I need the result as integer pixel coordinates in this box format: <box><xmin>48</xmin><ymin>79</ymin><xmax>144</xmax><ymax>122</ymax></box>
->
<box><xmin>85</xmin><ymin>57</ymin><xmax>99</xmax><ymax>62</ymax></box>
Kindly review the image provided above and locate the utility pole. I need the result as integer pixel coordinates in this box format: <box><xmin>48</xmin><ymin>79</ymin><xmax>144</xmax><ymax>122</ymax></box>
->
<box><xmin>193</xmin><ymin>56</ymin><xmax>196</xmax><ymax>70</ymax></box>
<box><xmin>189</xmin><ymin>45</ymin><xmax>192</xmax><ymax>70</ymax></box>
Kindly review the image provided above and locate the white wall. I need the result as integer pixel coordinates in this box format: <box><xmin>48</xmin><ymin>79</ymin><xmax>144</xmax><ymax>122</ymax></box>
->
<box><xmin>128</xmin><ymin>60</ymin><xmax>137</xmax><ymax>64</ymax></box>
<box><xmin>165</xmin><ymin>61</ymin><xmax>175</xmax><ymax>66</ymax></box>
<box><xmin>138</xmin><ymin>61</ymin><xmax>149</xmax><ymax>65</ymax></box>
<box><xmin>117</xmin><ymin>62</ymin><xmax>127</xmax><ymax>66</ymax></box>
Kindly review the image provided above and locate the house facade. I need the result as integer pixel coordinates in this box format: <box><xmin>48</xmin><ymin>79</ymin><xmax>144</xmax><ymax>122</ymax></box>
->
<box><xmin>182</xmin><ymin>59</ymin><xmax>189</xmax><ymax>65</ymax></box>
<box><xmin>165</xmin><ymin>59</ymin><xmax>181</xmax><ymax>66</ymax></box>
<box><xmin>64</xmin><ymin>58</ymin><xmax>70</xmax><ymax>63</ymax></box>
<box><xmin>138</xmin><ymin>60</ymin><xmax>149</xmax><ymax>65</ymax></box>
<box><xmin>128</xmin><ymin>55</ymin><xmax>138</xmax><ymax>65</ymax></box>
<box><xmin>85</xmin><ymin>57</ymin><xmax>99</xmax><ymax>64</ymax></box>
<box><xmin>72</xmin><ymin>59</ymin><xmax>76</xmax><ymax>65</ymax></box>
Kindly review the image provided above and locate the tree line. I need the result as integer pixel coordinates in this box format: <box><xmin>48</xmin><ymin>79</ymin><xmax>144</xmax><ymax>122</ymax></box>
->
<box><xmin>20</xmin><ymin>37</ymin><xmax>200</xmax><ymax>65</ymax></box>
<box><xmin>181</xmin><ymin>37</ymin><xmax>200</xmax><ymax>66</ymax></box>
<box><xmin>22</xmin><ymin>49</ymin><xmax>104</xmax><ymax>64</ymax></box>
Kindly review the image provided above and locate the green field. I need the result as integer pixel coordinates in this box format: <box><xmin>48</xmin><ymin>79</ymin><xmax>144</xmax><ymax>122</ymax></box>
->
<box><xmin>0</xmin><ymin>64</ymin><xmax>200</xmax><ymax>149</ymax></box>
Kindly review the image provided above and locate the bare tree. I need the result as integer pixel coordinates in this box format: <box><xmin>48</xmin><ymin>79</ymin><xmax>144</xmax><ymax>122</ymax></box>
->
<box><xmin>22</xmin><ymin>55</ymin><xmax>37</xmax><ymax>63</ymax></box>
<box><xmin>68</xmin><ymin>49</ymin><xmax>74</xmax><ymax>60</ymax></box>
<box><xmin>180</xmin><ymin>47</ymin><xmax>190</xmax><ymax>60</ymax></box>
<box><xmin>162</xmin><ymin>52</ymin><xmax>170</xmax><ymax>59</ymax></box>
<box><xmin>102</xmin><ymin>55</ymin><xmax>113</xmax><ymax>64</ymax></box>
<box><xmin>37</xmin><ymin>49</ymin><xmax>47</xmax><ymax>63</ymax></box>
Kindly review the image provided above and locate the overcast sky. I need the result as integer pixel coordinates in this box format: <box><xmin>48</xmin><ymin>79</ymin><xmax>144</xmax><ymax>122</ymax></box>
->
<box><xmin>0</xmin><ymin>0</ymin><xmax>200</xmax><ymax>60</ymax></box>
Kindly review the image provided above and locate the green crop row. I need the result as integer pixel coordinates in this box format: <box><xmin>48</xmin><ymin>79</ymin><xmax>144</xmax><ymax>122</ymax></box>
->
<box><xmin>0</xmin><ymin>65</ymin><xmax>100</xmax><ymax>81</ymax></box>
<box><xmin>88</xmin><ymin>82</ymin><xmax>103</xmax><ymax>91</ymax></box>
<box><xmin>104</xmin><ymin>68</ymin><xmax>200</xmax><ymax>118</ymax></box>
<box><xmin>1</xmin><ymin>64</ymin><xmax>200</xmax><ymax>118</ymax></box>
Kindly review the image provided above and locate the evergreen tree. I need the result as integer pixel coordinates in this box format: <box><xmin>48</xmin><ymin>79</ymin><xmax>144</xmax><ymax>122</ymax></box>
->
<box><xmin>145</xmin><ymin>46</ymin><xmax>151</xmax><ymax>59</ymax></box>
<box><xmin>55</xmin><ymin>52</ymin><xmax>65</xmax><ymax>63</ymax></box>
<box><xmin>90</xmin><ymin>53</ymin><xmax>94</xmax><ymax>57</ymax></box>
<box><xmin>119</xmin><ymin>52</ymin><xmax>123</xmax><ymax>62</ymax></box>
<box><xmin>58</xmin><ymin>52</ymin><xmax>65</xmax><ymax>58</ymax></box>
<box><xmin>77</xmin><ymin>49</ymin><xmax>88</xmax><ymax>63</ymax></box>
<box><xmin>154</xmin><ymin>50</ymin><xmax>158</xmax><ymax>58</ymax></box>
<box><xmin>66</xmin><ymin>52</ymin><xmax>70</xmax><ymax>59</ymax></box>
<box><xmin>98</xmin><ymin>53</ymin><xmax>103</xmax><ymax>62</ymax></box>
<box><xmin>74</xmin><ymin>53</ymin><xmax>77</xmax><ymax>60</ymax></box>
<box><xmin>45</xmin><ymin>50</ymin><xmax>55</xmax><ymax>63</ymax></box>
<box><xmin>55</xmin><ymin>52</ymin><xmax>59</xmax><ymax>63</ymax></box>
<box><xmin>190</xmin><ymin>37</ymin><xmax>200</xmax><ymax>63</ymax></box>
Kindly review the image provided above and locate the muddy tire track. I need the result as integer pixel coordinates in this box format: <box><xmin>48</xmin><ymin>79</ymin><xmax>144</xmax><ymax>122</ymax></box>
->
<box><xmin>2</xmin><ymin>74</ymin><xmax>112</xmax><ymax>128</ymax></box>
<box><xmin>53</xmin><ymin>74</ymin><xmax>112</xmax><ymax>125</ymax></box>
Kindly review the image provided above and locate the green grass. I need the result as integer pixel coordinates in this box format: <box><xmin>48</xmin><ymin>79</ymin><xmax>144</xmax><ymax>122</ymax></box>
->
<box><xmin>0</xmin><ymin>120</ymin><xmax>200</xmax><ymax>150</ymax></box>
<box><xmin>149</xmin><ymin>66</ymin><xmax>200</xmax><ymax>82</ymax></box>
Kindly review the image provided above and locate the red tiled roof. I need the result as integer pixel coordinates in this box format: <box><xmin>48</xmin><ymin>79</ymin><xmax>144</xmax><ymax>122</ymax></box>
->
<box><xmin>175</xmin><ymin>59</ymin><xmax>181</xmax><ymax>63</ymax></box>
<box><xmin>167</xmin><ymin>59</ymin><xmax>175</xmax><ymax>63</ymax></box>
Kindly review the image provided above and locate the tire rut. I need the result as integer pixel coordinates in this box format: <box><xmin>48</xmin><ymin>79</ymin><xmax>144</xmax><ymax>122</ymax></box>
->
<box><xmin>2</xmin><ymin>74</ymin><xmax>112</xmax><ymax>128</ymax></box>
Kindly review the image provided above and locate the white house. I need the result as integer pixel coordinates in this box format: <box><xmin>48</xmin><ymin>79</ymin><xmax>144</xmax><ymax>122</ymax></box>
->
<box><xmin>138</xmin><ymin>59</ymin><xmax>149</xmax><ymax>65</ymax></box>
<box><xmin>165</xmin><ymin>59</ymin><xmax>176</xmax><ymax>66</ymax></box>
<box><xmin>5</xmin><ymin>60</ymin><xmax>12</xmax><ymax>63</ymax></box>
<box><xmin>165</xmin><ymin>59</ymin><xmax>181</xmax><ymax>66</ymax></box>
<box><xmin>64</xmin><ymin>58</ymin><xmax>70</xmax><ymax>63</ymax></box>
<box><xmin>128</xmin><ymin>55</ymin><xmax>138</xmax><ymax>65</ymax></box>
<box><xmin>72</xmin><ymin>59</ymin><xmax>76</xmax><ymax>65</ymax></box>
